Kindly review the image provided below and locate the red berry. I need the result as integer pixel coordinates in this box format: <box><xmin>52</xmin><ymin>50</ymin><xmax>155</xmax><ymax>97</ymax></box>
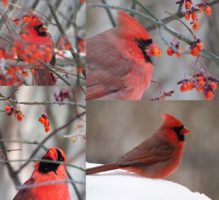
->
<box><xmin>190</xmin><ymin>46</ymin><xmax>200</xmax><ymax>56</ymax></box>
<box><xmin>45</xmin><ymin>126</ymin><xmax>50</xmax><ymax>132</ymax></box>
<box><xmin>204</xmin><ymin>90</ymin><xmax>214</xmax><ymax>100</ymax></box>
<box><xmin>5</xmin><ymin>106</ymin><xmax>12</xmax><ymax>112</ymax></box>
<box><xmin>167</xmin><ymin>47</ymin><xmax>174</xmax><ymax>56</ymax></box>
<box><xmin>185</xmin><ymin>12</ymin><xmax>190</xmax><ymax>21</ymax></box>
<box><xmin>16</xmin><ymin>111</ymin><xmax>23</xmax><ymax>122</ymax></box>
<box><xmin>210</xmin><ymin>81</ymin><xmax>217</xmax><ymax>91</ymax></box>
<box><xmin>191</xmin><ymin>11</ymin><xmax>198</xmax><ymax>21</ymax></box>
<box><xmin>192</xmin><ymin>21</ymin><xmax>200</xmax><ymax>30</ymax></box>
<box><xmin>185</xmin><ymin>1</ymin><xmax>192</xmax><ymax>9</ymax></box>
<box><xmin>197</xmin><ymin>41</ymin><xmax>204</xmax><ymax>51</ymax></box>
<box><xmin>205</xmin><ymin>5</ymin><xmax>212</xmax><ymax>16</ymax></box>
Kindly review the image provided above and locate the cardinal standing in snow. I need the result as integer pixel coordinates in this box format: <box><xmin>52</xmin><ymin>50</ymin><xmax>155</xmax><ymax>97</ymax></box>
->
<box><xmin>13</xmin><ymin>147</ymin><xmax>71</xmax><ymax>200</ymax></box>
<box><xmin>87</xmin><ymin>113</ymin><xmax>190</xmax><ymax>178</ymax></box>
<box><xmin>86</xmin><ymin>11</ymin><xmax>162</xmax><ymax>100</ymax></box>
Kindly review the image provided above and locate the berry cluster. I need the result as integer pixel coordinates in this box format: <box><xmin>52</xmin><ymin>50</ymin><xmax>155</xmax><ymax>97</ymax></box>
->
<box><xmin>166</xmin><ymin>39</ymin><xmax>204</xmax><ymax>57</ymax></box>
<box><xmin>190</xmin><ymin>39</ymin><xmax>204</xmax><ymax>56</ymax></box>
<box><xmin>184</xmin><ymin>0</ymin><xmax>212</xmax><ymax>30</ymax></box>
<box><xmin>177</xmin><ymin>73</ymin><xmax>218</xmax><ymax>100</ymax></box>
<box><xmin>167</xmin><ymin>42</ymin><xmax>182</xmax><ymax>57</ymax></box>
<box><xmin>4</xmin><ymin>106</ymin><xmax>24</xmax><ymax>121</ymax></box>
<box><xmin>38</xmin><ymin>114</ymin><xmax>50</xmax><ymax>133</ymax></box>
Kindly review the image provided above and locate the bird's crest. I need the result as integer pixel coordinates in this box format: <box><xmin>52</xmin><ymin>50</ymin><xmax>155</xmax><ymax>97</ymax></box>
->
<box><xmin>117</xmin><ymin>11</ymin><xmax>151</xmax><ymax>39</ymax></box>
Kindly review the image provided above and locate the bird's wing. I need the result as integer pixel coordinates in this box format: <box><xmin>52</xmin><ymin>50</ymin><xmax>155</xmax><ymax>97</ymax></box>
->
<box><xmin>86</xmin><ymin>32</ymin><xmax>135</xmax><ymax>99</ymax></box>
<box><xmin>13</xmin><ymin>178</ymin><xmax>35</xmax><ymax>200</ymax></box>
<box><xmin>117</xmin><ymin>137</ymin><xmax>175</xmax><ymax>167</ymax></box>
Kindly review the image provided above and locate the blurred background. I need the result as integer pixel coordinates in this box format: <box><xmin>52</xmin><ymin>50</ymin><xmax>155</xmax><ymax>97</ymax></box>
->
<box><xmin>87</xmin><ymin>0</ymin><xmax>219</xmax><ymax>100</ymax></box>
<box><xmin>0</xmin><ymin>86</ymin><xmax>85</xmax><ymax>200</ymax></box>
<box><xmin>87</xmin><ymin>101</ymin><xmax>219</xmax><ymax>199</ymax></box>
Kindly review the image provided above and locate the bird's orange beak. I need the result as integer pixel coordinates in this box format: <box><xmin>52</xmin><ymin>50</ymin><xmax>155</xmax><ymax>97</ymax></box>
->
<box><xmin>45</xmin><ymin>148</ymin><xmax>57</xmax><ymax>161</ymax></box>
<box><xmin>145</xmin><ymin>43</ymin><xmax>162</xmax><ymax>57</ymax></box>
<box><xmin>181</xmin><ymin>127</ymin><xmax>190</xmax><ymax>134</ymax></box>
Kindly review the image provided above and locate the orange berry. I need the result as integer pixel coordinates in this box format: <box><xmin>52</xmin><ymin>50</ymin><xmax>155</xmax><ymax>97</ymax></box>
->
<box><xmin>44</xmin><ymin>120</ymin><xmax>50</xmax><ymax>127</ymax></box>
<box><xmin>204</xmin><ymin>90</ymin><xmax>214</xmax><ymax>100</ymax></box>
<box><xmin>45</xmin><ymin>126</ymin><xmax>50</xmax><ymax>132</ymax></box>
<box><xmin>166</xmin><ymin>47</ymin><xmax>174</xmax><ymax>56</ymax></box>
<box><xmin>205</xmin><ymin>5</ymin><xmax>212</xmax><ymax>16</ymax></box>
<box><xmin>210</xmin><ymin>81</ymin><xmax>217</xmax><ymax>91</ymax></box>
<box><xmin>195</xmin><ymin>75</ymin><xmax>206</xmax><ymax>92</ymax></box>
<box><xmin>193</xmin><ymin>21</ymin><xmax>200</xmax><ymax>30</ymax></box>
<box><xmin>39</xmin><ymin>117</ymin><xmax>46</xmax><ymax>124</ymax></box>
<box><xmin>196</xmin><ymin>84</ymin><xmax>203</xmax><ymax>92</ymax></box>
<box><xmin>185</xmin><ymin>12</ymin><xmax>190</xmax><ymax>21</ymax></box>
<box><xmin>197</xmin><ymin>41</ymin><xmax>204</xmax><ymax>51</ymax></box>
<box><xmin>190</xmin><ymin>46</ymin><xmax>200</xmax><ymax>56</ymax></box>
<box><xmin>185</xmin><ymin>1</ymin><xmax>192</xmax><ymax>9</ymax></box>
<box><xmin>180</xmin><ymin>81</ymin><xmax>194</xmax><ymax>92</ymax></box>
<box><xmin>22</xmin><ymin>15</ymin><xmax>30</xmax><ymax>22</ymax></box>
<box><xmin>191</xmin><ymin>11</ymin><xmax>198</xmax><ymax>21</ymax></box>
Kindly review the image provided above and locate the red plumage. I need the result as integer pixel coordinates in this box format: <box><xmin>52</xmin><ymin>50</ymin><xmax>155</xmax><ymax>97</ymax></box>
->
<box><xmin>86</xmin><ymin>11</ymin><xmax>161</xmax><ymax>100</ymax></box>
<box><xmin>86</xmin><ymin>113</ymin><xmax>190</xmax><ymax>178</ymax></box>
<box><xmin>15</xmin><ymin>15</ymin><xmax>56</xmax><ymax>85</ymax></box>
<box><xmin>13</xmin><ymin>147</ymin><xmax>71</xmax><ymax>200</ymax></box>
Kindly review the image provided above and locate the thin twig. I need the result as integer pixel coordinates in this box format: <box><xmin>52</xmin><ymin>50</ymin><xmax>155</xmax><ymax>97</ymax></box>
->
<box><xmin>0</xmin><ymin>97</ymin><xmax>86</xmax><ymax>109</ymax></box>
<box><xmin>47</xmin><ymin>2</ymin><xmax>82</xmax><ymax>86</ymax></box>
<box><xmin>101</xmin><ymin>0</ymin><xmax>116</xmax><ymax>27</ymax></box>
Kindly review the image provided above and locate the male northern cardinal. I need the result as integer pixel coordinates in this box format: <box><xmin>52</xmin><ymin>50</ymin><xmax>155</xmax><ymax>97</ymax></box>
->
<box><xmin>86</xmin><ymin>11</ymin><xmax>161</xmax><ymax>100</ymax></box>
<box><xmin>87</xmin><ymin>113</ymin><xmax>190</xmax><ymax>178</ymax></box>
<box><xmin>13</xmin><ymin>147</ymin><xmax>71</xmax><ymax>200</ymax></box>
<box><xmin>15</xmin><ymin>14</ymin><xmax>56</xmax><ymax>85</ymax></box>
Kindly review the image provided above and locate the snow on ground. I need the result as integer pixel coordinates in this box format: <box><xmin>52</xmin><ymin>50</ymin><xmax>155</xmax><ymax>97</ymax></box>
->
<box><xmin>86</xmin><ymin>163</ymin><xmax>212</xmax><ymax>200</ymax></box>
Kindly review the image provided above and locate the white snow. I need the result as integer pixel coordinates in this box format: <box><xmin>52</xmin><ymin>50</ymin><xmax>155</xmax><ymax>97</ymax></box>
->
<box><xmin>86</xmin><ymin>163</ymin><xmax>211</xmax><ymax>200</ymax></box>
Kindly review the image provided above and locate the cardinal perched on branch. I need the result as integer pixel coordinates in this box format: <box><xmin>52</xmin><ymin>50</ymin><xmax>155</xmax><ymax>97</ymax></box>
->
<box><xmin>86</xmin><ymin>11</ymin><xmax>162</xmax><ymax>100</ymax></box>
<box><xmin>14</xmin><ymin>14</ymin><xmax>56</xmax><ymax>85</ymax></box>
<box><xmin>87</xmin><ymin>113</ymin><xmax>190</xmax><ymax>178</ymax></box>
<box><xmin>13</xmin><ymin>147</ymin><xmax>71</xmax><ymax>200</ymax></box>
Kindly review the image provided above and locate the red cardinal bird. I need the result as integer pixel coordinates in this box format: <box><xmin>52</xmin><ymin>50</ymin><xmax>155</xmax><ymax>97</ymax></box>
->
<box><xmin>15</xmin><ymin>15</ymin><xmax>56</xmax><ymax>85</ymax></box>
<box><xmin>13</xmin><ymin>147</ymin><xmax>71</xmax><ymax>200</ymax></box>
<box><xmin>87</xmin><ymin>113</ymin><xmax>190</xmax><ymax>178</ymax></box>
<box><xmin>86</xmin><ymin>11</ymin><xmax>161</xmax><ymax>100</ymax></box>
